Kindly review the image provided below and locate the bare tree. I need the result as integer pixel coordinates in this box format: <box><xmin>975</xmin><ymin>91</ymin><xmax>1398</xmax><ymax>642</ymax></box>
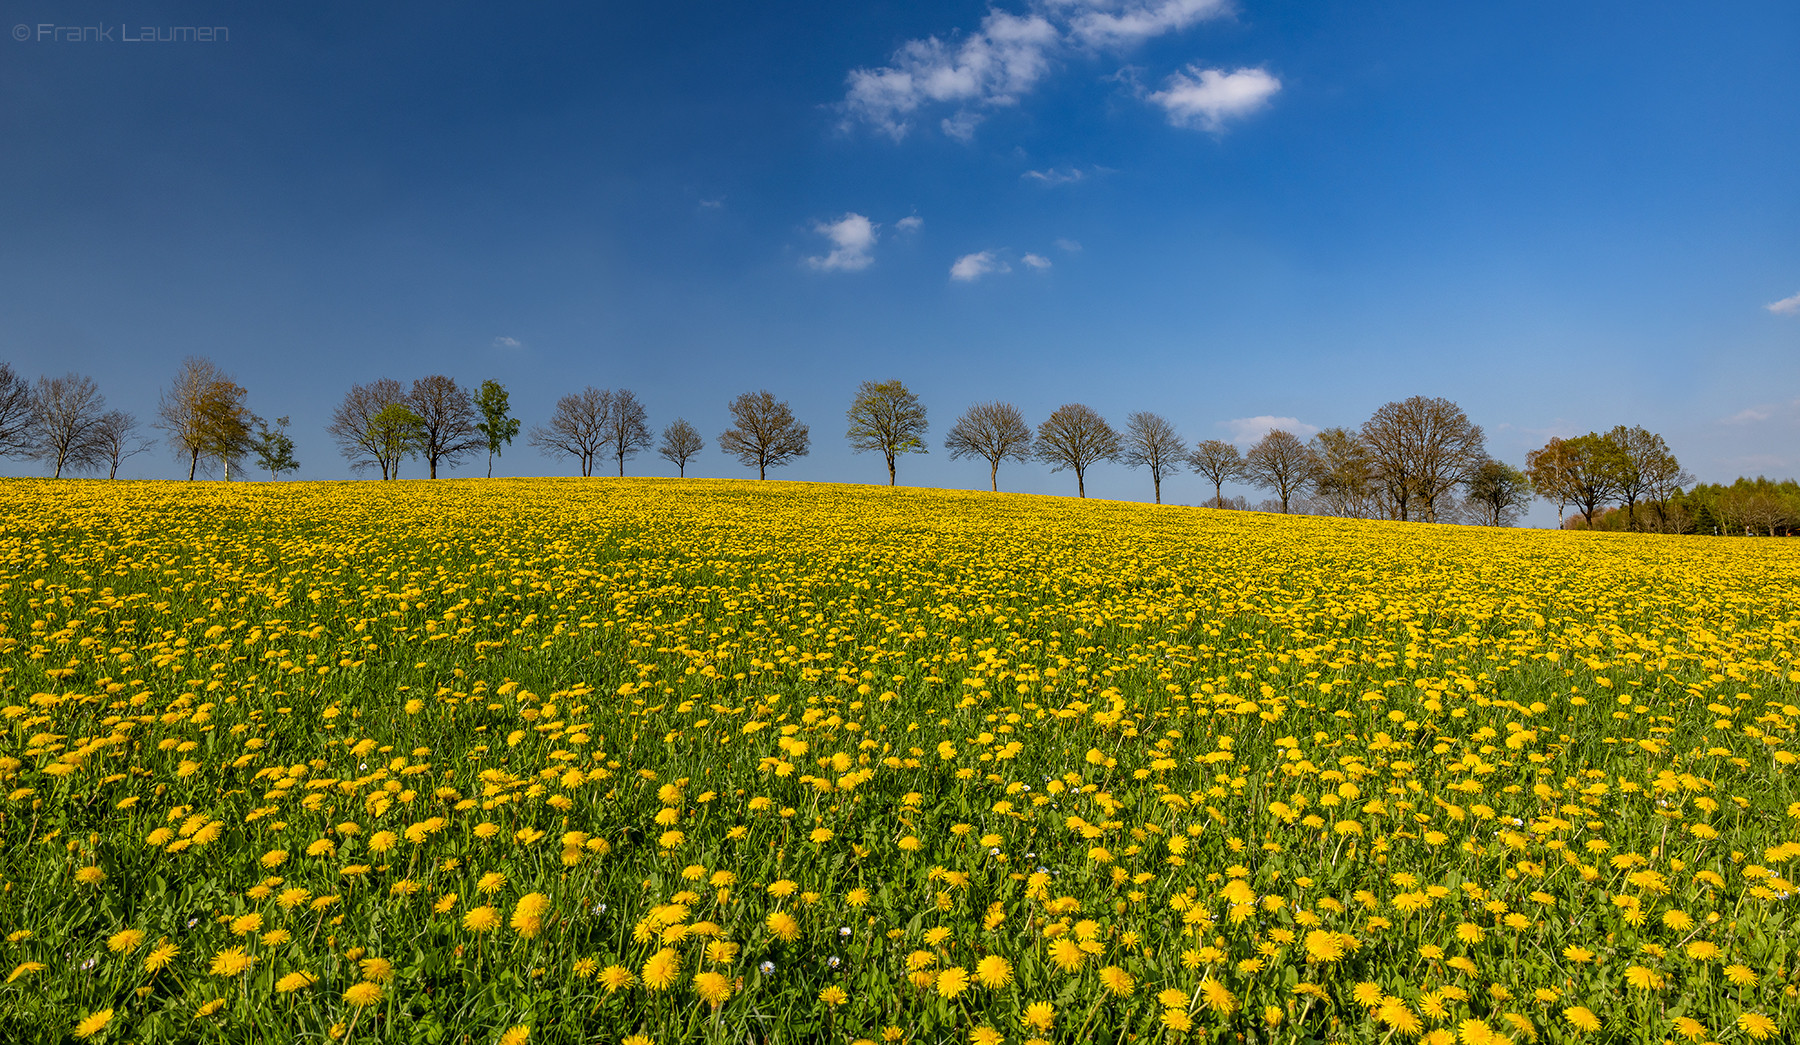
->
<box><xmin>1464</xmin><ymin>459</ymin><xmax>1532</xmax><ymax>527</ymax></box>
<box><xmin>944</xmin><ymin>401</ymin><xmax>1031</xmax><ymax>492</ymax></box>
<box><xmin>93</xmin><ymin>410</ymin><xmax>153</xmax><ymax>479</ymax></box>
<box><xmin>1308</xmin><ymin>427</ymin><xmax>1379</xmax><ymax>518</ymax></box>
<box><xmin>720</xmin><ymin>390</ymin><xmax>810</xmax><ymax>479</ymax></box>
<box><xmin>1361</xmin><ymin>396</ymin><xmax>1487</xmax><ymax>522</ymax></box>
<box><xmin>1243</xmin><ymin>429</ymin><xmax>1317</xmax><ymax>514</ymax></box>
<box><xmin>329</xmin><ymin>378</ymin><xmax>410</xmax><ymax>479</ymax></box>
<box><xmin>530</xmin><ymin>387</ymin><xmax>611</xmax><ymax>477</ymax></box>
<box><xmin>846</xmin><ymin>379</ymin><xmax>929</xmax><ymax>485</ymax></box>
<box><xmin>659</xmin><ymin>418</ymin><xmax>704</xmax><ymax>477</ymax></box>
<box><xmin>1643</xmin><ymin>448</ymin><xmax>1693</xmax><ymax>534</ymax></box>
<box><xmin>157</xmin><ymin>356</ymin><xmax>240</xmax><ymax>480</ymax></box>
<box><xmin>1121</xmin><ymin>411</ymin><xmax>1186</xmax><ymax>504</ymax></box>
<box><xmin>1188</xmin><ymin>439</ymin><xmax>1245</xmax><ymax>507</ymax></box>
<box><xmin>604</xmin><ymin>389</ymin><xmax>653</xmax><ymax>477</ymax></box>
<box><xmin>30</xmin><ymin>373</ymin><xmax>109</xmax><ymax>478</ymax></box>
<box><xmin>407</xmin><ymin>375</ymin><xmax>483</xmax><ymax>479</ymax></box>
<box><xmin>1035</xmin><ymin>404</ymin><xmax>1120</xmax><ymax>498</ymax></box>
<box><xmin>0</xmin><ymin>363</ymin><xmax>32</xmax><ymax>461</ymax></box>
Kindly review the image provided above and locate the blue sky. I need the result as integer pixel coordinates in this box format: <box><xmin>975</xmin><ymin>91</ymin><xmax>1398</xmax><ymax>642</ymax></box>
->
<box><xmin>1</xmin><ymin>1</ymin><xmax>1795</xmax><ymax>518</ymax></box>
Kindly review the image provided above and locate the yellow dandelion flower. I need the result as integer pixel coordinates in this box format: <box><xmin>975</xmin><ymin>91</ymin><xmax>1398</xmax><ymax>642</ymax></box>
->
<box><xmin>210</xmin><ymin>947</ymin><xmax>257</xmax><ymax>977</ymax></box>
<box><xmin>976</xmin><ymin>954</ymin><xmax>1013</xmax><ymax>987</ymax></box>
<box><xmin>970</xmin><ymin>1026</ymin><xmax>1003</xmax><ymax>1045</ymax></box>
<box><xmin>694</xmin><ymin>970</ymin><xmax>733</xmax><ymax>1005</ymax></box>
<box><xmin>463</xmin><ymin>906</ymin><xmax>502</xmax><ymax>933</ymax></box>
<box><xmin>643</xmin><ymin>948</ymin><xmax>681</xmax><ymax>990</ymax></box>
<box><xmin>261</xmin><ymin>929</ymin><xmax>291</xmax><ymax>947</ymax></box>
<box><xmin>1377</xmin><ymin>1001</ymin><xmax>1422</xmax><ymax>1035</ymax></box>
<box><xmin>144</xmin><ymin>940</ymin><xmax>178</xmax><ymax>973</ymax></box>
<box><xmin>937</xmin><ymin>966</ymin><xmax>970</xmax><ymax>999</ymax></box>
<box><xmin>1160</xmin><ymin>1008</ymin><xmax>1193</xmax><ymax>1032</ymax></box>
<box><xmin>511</xmin><ymin>892</ymin><xmax>550</xmax><ymax>938</ymax></box>
<box><xmin>621</xmin><ymin>1036</ymin><xmax>654</xmax><ymax>1045</ymax></box>
<box><xmin>72</xmin><ymin>1009</ymin><xmax>113</xmax><ymax>1039</ymax></box>
<box><xmin>1047</xmin><ymin>937</ymin><xmax>1085</xmax><ymax>972</ymax></box>
<box><xmin>1563</xmin><ymin>1006</ymin><xmax>1599</xmax><ymax>1033</ymax></box>
<box><xmin>1737</xmin><ymin>1013</ymin><xmax>1777</xmax><ymax>1040</ymax></box>
<box><xmin>1098</xmin><ymin>966</ymin><xmax>1134</xmax><ymax>997</ymax></box>
<box><xmin>498</xmin><ymin>1026</ymin><xmax>531</xmax><ymax>1045</ymax></box>
<box><xmin>107</xmin><ymin>928</ymin><xmax>145</xmax><ymax>953</ymax></box>
<box><xmin>343</xmin><ymin>981</ymin><xmax>383</xmax><ymax>1006</ymax></box>
<box><xmin>276</xmin><ymin>971</ymin><xmax>317</xmax><ymax>993</ymax></box>
<box><xmin>1199</xmin><ymin>977</ymin><xmax>1236</xmax><ymax>1014</ymax></box>
<box><xmin>477</xmin><ymin>871</ymin><xmax>507</xmax><ymax>894</ymax></box>
<box><xmin>1671</xmin><ymin>1017</ymin><xmax>1707</xmax><ymax>1041</ymax></box>
<box><xmin>229</xmin><ymin>912</ymin><xmax>263</xmax><ymax>937</ymax></box>
<box><xmin>1022</xmin><ymin>1000</ymin><xmax>1055</xmax><ymax>1032</ymax></box>
<box><xmin>766</xmin><ymin>910</ymin><xmax>800</xmax><ymax>943</ymax></box>
<box><xmin>1723</xmin><ymin>964</ymin><xmax>1758</xmax><ymax>986</ymax></box>
<box><xmin>819</xmin><ymin>985</ymin><xmax>848</xmax><ymax>1007</ymax></box>
<box><xmin>194</xmin><ymin>999</ymin><xmax>226</xmax><ymax>1019</ymax></box>
<box><xmin>601</xmin><ymin>965</ymin><xmax>636</xmax><ymax>992</ymax></box>
<box><xmin>75</xmin><ymin>867</ymin><xmax>105</xmax><ymax>886</ymax></box>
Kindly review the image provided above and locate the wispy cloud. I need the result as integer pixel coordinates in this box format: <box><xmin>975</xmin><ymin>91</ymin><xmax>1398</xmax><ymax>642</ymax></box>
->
<box><xmin>1022</xmin><ymin>252</ymin><xmax>1053</xmax><ymax>270</ymax></box>
<box><xmin>492</xmin><ymin>336</ymin><xmax>523</xmax><ymax>350</ymax></box>
<box><xmin>1054</xmin><ymin>237</ymin><xmax>1083</xmax><ymax>253</ymax></box>
<box><xmin>1766</xmin><ymin>290</ymin><xmax>1800</xmax><ymax>315</ymax></box>
<box><xmin>841</xmin><ymin>0</ymin><xmax>1240</xmax><ymax>140</ymax></box>
<box><xmin>1721</xmin><ymin>399</ymin><xmax>1799</xmax><ymax>426</ymax></box>
<box><xmin>806</xmin><ymin>213</ymin><xmax>879</xmax><ymax>272</ymax></box>
<box><xmin>950</xmin><ymin>251</ymin><xmax>1009</xmax><ymax>282</ymax></box>
<box><xmin>1220</xmin><ymin>415</ymin><xmax>1317</xmax><ymax>445</ymax></box>
<box><xmin>1147</xmin><ymin>65</ymin><xmax>1281</xmax><ymax>131</ymax></box>
<box><xmin>895</xmin><ymin>215</ymin><xmax>924</xmax><ymax>232</ymax></box>
<box><xmin>698</xmin><ymin>197</ymin><xmax>725</xmax><ymax>210</ymax></box>
<box><xmin>1023</xmin><ymin>166</ymin><xmax>1087</xmax><ymax>185</ymax></box>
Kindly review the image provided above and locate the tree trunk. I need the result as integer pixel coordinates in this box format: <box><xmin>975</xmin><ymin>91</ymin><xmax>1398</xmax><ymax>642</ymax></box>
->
<box><xmin>486</xmin><ymin>450</ymin><xmax>493</xmax><ymax>479</ymax></box>
<box><xmin>1153</xmin><ymin>476</ymin><xmax>1161</xmax><ymax>505</ymax></box>
<box><xmin>1213</xmin><ymin>481</ymin><xmax>1223</xmax><ymax>506</ymax></box>
<box><xmin>887</xmin><ymin>455</ymin><xmax>896</xmax><ymax>486</ymax></box>
<box><xmin>678</xmin><ymin>462</ymin><xmax>686</xmax><ymax>478</ymax></box>
<box><xmin>188</xmin><ymin>450</ymin><xmax>199</xmax><ymax>481</ymax></box>
<box><xmin>429</xmin><ymin>457</ymin><xmax>438</xmax><ymax>479</ymax></box>
<box><xmin>224</xmin><ymin>456</ymin><xmax>231</xmax><ymax>482</ymax></box>
<box><xmin>759</xmin><ymin>460</ymin><xmax>766</xmax><ymax>480</ymax></box>
<box><xmin>1076</xmin><ymin>469</ymin><xmax>1086</xmax><ymax>498</ymax></box>
<box><xmin>618</xmin><ymin>454</ymin><xmax>625</xmax><ymax>478</ymax></box>
<box><xmin>990</xmin><ymin>462</ymin><xmax>998</xmax><ymax>492</ymax></box>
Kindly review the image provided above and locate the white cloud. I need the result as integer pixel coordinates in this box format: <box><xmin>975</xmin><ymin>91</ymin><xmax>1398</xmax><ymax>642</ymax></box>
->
<box><xmin>950</xmin><ymin>251</ymin><xmax>1009</xmax><ymax>282</ymax></box>
<box><xmin>1147</xmin><ymin>65</ymin><xmax>1281</xmax><ymax>131</ymax></box>
<box><xmin>1023</xmin><ymin>166</ymin><xmax>1087</xmax><ymax>185</ymax></box>
<box><xmin>492</xmin><ymin>336</ymin><xmax>523</xmax><ymax>350</ymax></box>
<box><xmin>841</xmin><ymin>0</ymin><xmax>1237</xmax><ymax>140</ymax></box>
<box><xmin>1766</xmin><ymin>291</ymin><xmax>1800</xmax><ymax>315</ymax></box>
<box><xmin>699</xmin><ymin>197</ymin><xmax>725</xmax><ymax>209</ymax></box>
<box><xmin>1022</xmin><ymin>252</ymin><xmax>1053</xmax><ymax>270</ymax></box>
<box><xmin>1220</xmin><ymin>415</ymin><xmax>1318</xmax><ymax>446</ymax></box>
<box><xmin>1723</xmin><ymin>406</ymin><xmax>1774</xmax><ymax>425</ymax></box>
<box><xmin>806</xmin><ymin>213</ymin><xmax>879</xmax><ymax>272</ymax></box>
<box><xmin>895</xmin><ymin>215</ymin><xmax>924</xmax><ymax>232</ymax></box>
<box><xmin>1066</xmin><ymin>0</ymin><xmax>1234</xmax><ymax>48</ymax></box>
<box><xmin>1054</xmin><ymin>237</ymin><xmax>1082</xmax><ymax>252</ymax></box>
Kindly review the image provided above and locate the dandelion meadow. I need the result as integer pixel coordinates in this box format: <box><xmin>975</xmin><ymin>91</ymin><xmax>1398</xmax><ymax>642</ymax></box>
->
<box><xmin>1</xmin><ymin>478</ymin><xmax>1796</xmax><ymax>1044</ymax></box>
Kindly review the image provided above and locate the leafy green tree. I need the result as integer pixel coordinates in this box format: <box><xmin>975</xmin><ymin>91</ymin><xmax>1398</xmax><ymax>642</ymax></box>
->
<box><xmin>1528</xmin><ymin>433</ymin><xmax>1622</xmax><ymax>528</ymax></box>
<box><xmin>196</xmin><ymin>378</ymin><xmax>254</xmax><ymax>480</ymax></box>
<box><xmin>1465</xmin><ymin>459</ymin><xmax>1532</xmax><ymax>527</ymax></box>
<box><xmin>329</xmin><ymin>378</ymin><xmax>409</xmax><ymax>479</ymax></box>
<box><xmin>249</xmin><ymin>416</ymin><xmax>300</xmax><ymax>480</ymax></box>
<box><xmin>366</xmin><ymin>403</ymin><xmax>426</xmax><ymax>480</ymax></box>
<box><xmin>846</xmin><ymin>379</ymin><xmax>928</xmax><ymax>485</ymax></box>
<box><xmin>474</xmin><ymin>379</ymin><xmax>521</xmax><ymax>479</ymax></box>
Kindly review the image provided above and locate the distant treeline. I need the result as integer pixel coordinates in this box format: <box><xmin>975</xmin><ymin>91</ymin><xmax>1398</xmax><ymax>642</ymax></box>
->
<box><xmin>0</xmin><ymin>358</ymin><xmax>1786</xmax><ymax>535</ymax></box>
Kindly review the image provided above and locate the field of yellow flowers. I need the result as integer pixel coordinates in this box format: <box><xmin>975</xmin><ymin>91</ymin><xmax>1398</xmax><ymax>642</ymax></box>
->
<box><xmin>1</xmin><ymin>478</ymin><xmax>1797</xmax><ymax>1045</ymax></box>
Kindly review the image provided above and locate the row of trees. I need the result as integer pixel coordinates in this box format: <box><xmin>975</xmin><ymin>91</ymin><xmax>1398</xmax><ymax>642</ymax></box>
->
<box><xmin>0</xmin><ymin>360</ymin><xmax>1745</xmax><ymax>535</ymax></box>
